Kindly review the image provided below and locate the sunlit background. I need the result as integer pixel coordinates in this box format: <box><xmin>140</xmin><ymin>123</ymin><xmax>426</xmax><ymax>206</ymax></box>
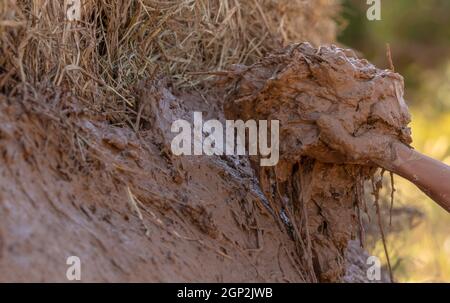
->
<box><xmin>339</xmin><ymin>0</ymin><xmax>450</xmax><ymax>282</ymax></box>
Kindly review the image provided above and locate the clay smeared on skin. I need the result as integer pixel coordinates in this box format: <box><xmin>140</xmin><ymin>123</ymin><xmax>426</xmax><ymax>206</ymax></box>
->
<box><xmin>224</xmin><ymin>43</ymin><xmax>412</xmax><ymax>281</ymax></box>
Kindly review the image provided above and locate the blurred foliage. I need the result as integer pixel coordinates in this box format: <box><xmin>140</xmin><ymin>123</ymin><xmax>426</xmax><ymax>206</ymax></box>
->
<box><xmin>339</xmin><ymin>0</ymin><xmax>450</xmax><ymax>110</ymax></box>
<box><xmin>339</xmin><ymin>0</ymin><xmax>450</xmax><ymax>282</ymax></box>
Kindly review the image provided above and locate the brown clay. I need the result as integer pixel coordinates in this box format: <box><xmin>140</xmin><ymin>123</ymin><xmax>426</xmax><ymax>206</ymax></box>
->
<box><xmin>224</xmin><ymin>43</ymin><xmax>412</xmax><ymax>281</ymax></box>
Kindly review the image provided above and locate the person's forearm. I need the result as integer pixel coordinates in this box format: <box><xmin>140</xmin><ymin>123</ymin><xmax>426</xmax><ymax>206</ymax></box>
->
<box><xmin>382</xmin><ymin>143</ymin><xmax>450</xmax><ymax>213</ymax></box>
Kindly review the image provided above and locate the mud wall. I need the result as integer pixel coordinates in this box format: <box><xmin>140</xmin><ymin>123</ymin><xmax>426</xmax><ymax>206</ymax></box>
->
<box><xmin>0</xmin><ymin>1</ymin><xmax>388</xmax><ymax>282</ymax></box>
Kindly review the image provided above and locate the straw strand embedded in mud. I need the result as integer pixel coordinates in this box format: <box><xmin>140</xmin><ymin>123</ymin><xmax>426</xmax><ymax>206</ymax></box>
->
<box><xmin>389</xmin><ymin>171</ymin><xmax>396</xmax><ymax>226</ymax></box>
<box><xmin>372</xmin><ymin>174</ymin><xmax>394</xmax><ymax>283</ymax></box>
<box><xmin>274</xmin><ymin>166</ymin><xmax>318</xmax><ymax>282</ymax></box>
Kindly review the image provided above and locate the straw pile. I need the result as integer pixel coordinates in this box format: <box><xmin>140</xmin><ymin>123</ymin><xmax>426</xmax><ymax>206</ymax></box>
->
<box><xmin>1</xmin><ymin>0</ymin><xmax>339</xmax><ymax>123</ymax></box>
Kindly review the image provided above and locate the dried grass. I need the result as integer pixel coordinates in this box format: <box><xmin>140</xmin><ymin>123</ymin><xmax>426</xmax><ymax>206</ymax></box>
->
<box><xmin>0</xmin><ymin>0</ymin><xmax>339</xmax><ymax>121</ymax></box>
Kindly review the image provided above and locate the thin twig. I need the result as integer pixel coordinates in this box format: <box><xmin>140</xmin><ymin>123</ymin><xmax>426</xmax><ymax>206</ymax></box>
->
<box><xmin>371</xmin><ymin>176</ymin><xmax>394</xmax><ymax>282</ymax></box>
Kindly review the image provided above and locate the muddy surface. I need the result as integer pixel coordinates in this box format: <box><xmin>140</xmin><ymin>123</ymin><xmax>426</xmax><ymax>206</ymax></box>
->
<box><xmin>224</xmin><ymin>43</ymin><xmax>412</xmax><ymax>281</ymax></box>
<box><xmin>0</xmin><ymin>43</ymin><xmax>411</xmax><ymax>282</ymax></box>
<box><xmin>0</xmin><ymin>85</ymin><xmax>307</xmax><ymax>282</ymax></box>
<box><xmin>0</xmin><ymin>0</ymin><xmax>389</xmax><ymax>283</ymax></box>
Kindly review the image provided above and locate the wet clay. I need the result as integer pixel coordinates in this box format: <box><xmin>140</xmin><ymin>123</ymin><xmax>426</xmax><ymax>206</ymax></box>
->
<box><xmin>0</xmin><ymin>43</ymin><xmax>410</xmax><ymax>282</ymax></box>
<box><xmin>224</xmin><ymin>43</ymin><xmax>412</xmax><ymax>281</ymax></box>
<box><xmin>0</xmin><ymin>90</ymin><xmax>305</xmax><ymax>282</ymax></box>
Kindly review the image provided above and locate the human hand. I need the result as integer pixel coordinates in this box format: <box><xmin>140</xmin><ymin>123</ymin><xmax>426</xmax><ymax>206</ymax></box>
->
<box><xmin>316</xmin><ymin>115</ymin><xmax>403</xmax><ymax>170</ymax></box>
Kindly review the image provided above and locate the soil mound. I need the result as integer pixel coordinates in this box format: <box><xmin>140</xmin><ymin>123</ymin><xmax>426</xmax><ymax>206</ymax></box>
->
<box><xmin>0</xmin><ymin>1</ymin><xmax>398</xmax><ymax>282</ymax></box>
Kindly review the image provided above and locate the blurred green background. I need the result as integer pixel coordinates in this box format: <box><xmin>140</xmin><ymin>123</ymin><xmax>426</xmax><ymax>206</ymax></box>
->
<box><xmin>339</xmin><ymin>0</ymin><xmax>450</xmax><ymax>282</ymax></box>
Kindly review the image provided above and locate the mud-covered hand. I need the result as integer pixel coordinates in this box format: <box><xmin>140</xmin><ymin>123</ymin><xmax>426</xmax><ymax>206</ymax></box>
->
<box><xmin>317</xmin><ymin>114</ymin><xmax>450</xmax><ymax>213</ymax></box>
<box><xmin>316</xmin><ymin>115</ymin><xmax>399</xmax><ymax>168</ymax></box>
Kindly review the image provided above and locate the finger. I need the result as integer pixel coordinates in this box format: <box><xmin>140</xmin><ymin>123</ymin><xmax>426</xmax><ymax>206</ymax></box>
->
<box><xmin>316</xmin><ymin>115</ymin><xmax>359</xmax><ymax>158</ymax></box>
